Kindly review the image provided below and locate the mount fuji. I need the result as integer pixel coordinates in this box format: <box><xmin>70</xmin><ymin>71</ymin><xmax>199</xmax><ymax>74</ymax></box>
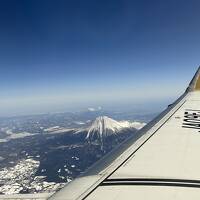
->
<box><xmin>85</xmin><ymin>116</ymin><xmax>145</xmax><ymax>149</ymax></box>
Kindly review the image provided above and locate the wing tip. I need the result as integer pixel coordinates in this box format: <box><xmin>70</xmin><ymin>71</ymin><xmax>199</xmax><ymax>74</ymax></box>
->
<box><xmin>186</xmin><ymin>66</ymin><xmax>200</xmax><ymax>92</ymax></box>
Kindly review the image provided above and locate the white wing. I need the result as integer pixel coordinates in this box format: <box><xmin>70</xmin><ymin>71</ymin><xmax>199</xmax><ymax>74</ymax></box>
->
<box><xmin>48</xmin><ymin>67</ymin><xmax>200</xmax><ymax>200</ymax></box>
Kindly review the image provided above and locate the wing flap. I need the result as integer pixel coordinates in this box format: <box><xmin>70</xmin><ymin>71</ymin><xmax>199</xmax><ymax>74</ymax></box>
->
<box><xmin>85</xmin><ymin>185</ymin><xmax>200</xmax><ymax>200</ymax></box>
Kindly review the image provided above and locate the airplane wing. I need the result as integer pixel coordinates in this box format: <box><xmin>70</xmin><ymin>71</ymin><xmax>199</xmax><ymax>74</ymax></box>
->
<box><xmin>48</xmin><ymin>67</ymin><xmax>200</xmax><ymax>200</ymax></box>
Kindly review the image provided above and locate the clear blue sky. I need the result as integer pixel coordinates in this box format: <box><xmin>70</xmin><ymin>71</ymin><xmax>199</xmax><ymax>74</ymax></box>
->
<box><xmin>0</xmin><ymin>0</ymin><xmax>199</xmax><ymax>116</ymax></box>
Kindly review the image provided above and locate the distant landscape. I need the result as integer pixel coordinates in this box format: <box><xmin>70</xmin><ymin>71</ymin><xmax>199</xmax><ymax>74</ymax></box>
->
<box><xmin>0</xmin><ymin>108</ymin><xmax>156</xmax><ymax>195</ymax></box>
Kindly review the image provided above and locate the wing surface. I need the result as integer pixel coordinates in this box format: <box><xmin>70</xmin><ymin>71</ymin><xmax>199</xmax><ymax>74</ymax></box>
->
<box><xmin>49</xmin><ymin>67</ymin><xmax>200</xmax><ymax>200</ymax></box>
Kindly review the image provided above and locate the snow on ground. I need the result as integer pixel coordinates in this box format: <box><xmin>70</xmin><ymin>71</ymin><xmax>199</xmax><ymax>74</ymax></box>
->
<box><xmin>44</xmin><ymin>126</ymin><xmax>74</xmax><ymax>134</ymax></box>
<box><xmin>0</xmin><ymin>129</ymin><xmax>38</xmax><ymax>143</ymax></box>
<box><xmin>0</xmin><ymin>159</ymin><xmax>65</xmax><ymax>194</ymax></box>
<box><xmin>74</xmin><ymin>121</ymin><xmax>85</xmax><ymax>125</ymax></box>
<box><xmin>0</xmin><ymin>139</ymin><xmax>8</xmax><ymax>143</ymax></box>
<box><xmin>43</xmin><ymin>126</ymin><xmax>60</xmax><ymax>132</ymax></box>
<box><xmin>8</xmin><ymin>132</ymin><xmax>34</xmax><ymax>139</ymax></box>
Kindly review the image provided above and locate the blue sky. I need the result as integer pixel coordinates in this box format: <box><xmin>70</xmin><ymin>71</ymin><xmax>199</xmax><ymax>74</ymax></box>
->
<box><xmin>0</xmin><ymin>0</ymin><xmax>200</xmax><ymax>116</ymax></box>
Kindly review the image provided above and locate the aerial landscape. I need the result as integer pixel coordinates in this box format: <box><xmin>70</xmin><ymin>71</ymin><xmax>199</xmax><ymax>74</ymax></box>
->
<box><xmin>0</xmin><ymin>108</ymin><xmax>150</xmax><ymax>194</ymax></box>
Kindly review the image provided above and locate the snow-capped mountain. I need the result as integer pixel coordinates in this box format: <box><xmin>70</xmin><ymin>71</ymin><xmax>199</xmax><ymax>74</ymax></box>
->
<box><xmin>86</xmin><ymin>116</ymin><xmax>145</xmax><ymax>148</ymax></box>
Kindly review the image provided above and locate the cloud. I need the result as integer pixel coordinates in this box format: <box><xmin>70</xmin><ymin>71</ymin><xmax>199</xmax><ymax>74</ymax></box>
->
<box><xmin>88</xmin><ymin>106</ymin><xmax>102</xmax><ymax>112</ymax></box>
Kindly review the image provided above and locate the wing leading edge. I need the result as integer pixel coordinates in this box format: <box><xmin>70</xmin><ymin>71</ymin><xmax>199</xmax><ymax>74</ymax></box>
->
<box><xmin>48</xmin><ymin>67</ymin><xmax>200</xmax><ymax>200</ymax></box>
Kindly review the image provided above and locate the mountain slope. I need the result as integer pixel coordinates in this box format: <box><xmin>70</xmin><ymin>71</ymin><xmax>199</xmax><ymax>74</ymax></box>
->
<box><xmin>86</xmin><ymin>116</ymin><xmax>145</xmax><ymax>149</ymax></box>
